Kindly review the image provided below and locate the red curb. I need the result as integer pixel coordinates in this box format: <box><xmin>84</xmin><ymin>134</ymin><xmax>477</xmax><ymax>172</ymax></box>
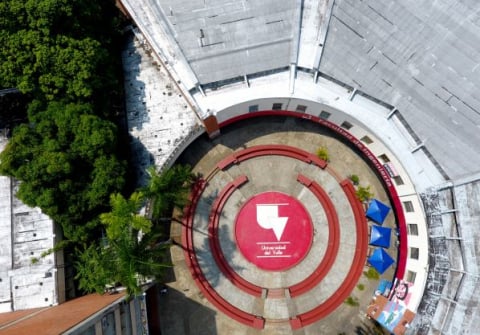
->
<box><xmin>182</xmin><ymin>145</ymin><xmax>333</xmax><ymax>328</ymax></box>
<box><xmin>182</xmin><ymin>142</ymin><xmax>379</xmax><ymax>329</ymax></box>
<box><xmin>207</xmin><ymin>146</ymin><xmax>331</xmax><ymax>298</ymax></box>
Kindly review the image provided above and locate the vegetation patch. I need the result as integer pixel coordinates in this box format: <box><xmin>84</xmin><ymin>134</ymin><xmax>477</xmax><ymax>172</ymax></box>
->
<box><xmin>76</xmin><ymin>164</ymin><xmax>194</xmax><ymax>297</ymax></box>
<box><xmin>349</xmin><ymin>174</ymin><xmax>360</xmax><ymax>185</ymax></box>
<box><xmin>0</xmin><ymin>0</ymin><xmax>127</xmax><ymax>244</ymax></box>
<box><xmin>363</xmin><ymin>267</ymin><xmax>380</xmax><ymax>280</ymax></box>
<box><xmin>316</xmin><ymin>146</ymin><xmax>330</xmax><ymax>162</ymax></box>
<box><xmin>344</xmin><ymin>296</ymin><xmax>360</xmax><ymax>307</ymax></box>
<box><xmin>355</xmin><ymin>185</ymin><xmax>374</xmax><ymax>203</ymax></box>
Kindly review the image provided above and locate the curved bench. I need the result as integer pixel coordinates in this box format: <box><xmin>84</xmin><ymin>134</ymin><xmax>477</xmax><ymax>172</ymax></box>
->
<box><xmin>182</xmin><ymin>179</ymin><xmax>265</xmax><ymax>329</ymax></box>
<box><xmin>207</xmin><ymin>146</ymin><xmax>329</xmax><ymax>298</ymax></box>
<box><xmin>182</xmin><ymin>144</ymin><xmax>370</xmax><ymax>329</ymax></box>
<box><xmin>208</xmin><ymin>175</ymin><xmax>264</xmax><ymax>297</ymax></box>
<box><xmin>288</xmin><ymin>174</ymin><xmax>340</xmax><ymax>297</ymax></box>
<box><xmin>217</xmin><ymin>144</ymin><xmax>327</xmax><ymax>171</ymax></box>
<box><xmin>290</xmin><ymin>179</ymin><xmax>368</xmax><ymax>329</ymax></box>
<box><xmin>206</xmin><ymin>150</ymin><xmax>348</xmax><ymax>301</ymax></box>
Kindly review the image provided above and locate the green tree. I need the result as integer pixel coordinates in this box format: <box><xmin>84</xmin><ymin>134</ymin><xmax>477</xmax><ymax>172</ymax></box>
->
<box><xmin>101</xmin><ymin>192</ymin><xmax>151</xmax><ymax>239</ymax></box>
<box><xmin>349</xmin><ymin>174</ymin><xmax>360</xmax><ymax>185</ymax></box>
<box><xmin>76</xmin><ymin>192</ymin><xmax>170</xmax><ymax>297</ymax></box>
<box><xmin>0</xmin><ymin>101</ymin><xmax>125</xmax><ymax>241</ymax></box>
<box><xmin>0</xmin><ymin>30</ymin><xmax>108</xmax><ymax>102</ymax></box>
<box><xmin>75</xmin><ymin>164</ymin><xmax>196</xmax><ymax>297</ymax></box>
<box><xmin>143</xmin><ymin>165</ymin><xmax>195</xmax><ymax>220</ymax></box>
<box><xmin>363</xmin><ymin>267</ymin><xmax>380</xmax><ymax>280</ymax></box>
<box><xmin>75</xmin><ymin>244</ymin><xmax>115</xmax><ymax>295</ymax></box>
<box><xmin>0</xmin><ymin>0</ymin><xmax>123</xmax><ymax>110</ymax></box>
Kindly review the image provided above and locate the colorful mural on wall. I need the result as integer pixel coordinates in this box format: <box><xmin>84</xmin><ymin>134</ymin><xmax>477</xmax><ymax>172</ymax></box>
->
<box><xmin>367</xmin><ymin>279</ymin><xmax>416</xmax><ymax>335</ymax></box>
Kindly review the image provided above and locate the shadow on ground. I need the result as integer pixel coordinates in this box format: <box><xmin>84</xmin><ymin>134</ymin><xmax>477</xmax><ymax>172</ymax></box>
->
<box><xmin>355</xmin><ymin>321</ymin><xmax>389</xmax><ymax>335</ymax></box>
<box><xmin>156</xmin><ymin>285</ymin><xmax>218</xmax><ymax>335</ymax></box>
<box><xmin>195</xmin><ymin>224</ymin><xmax>246</xmax><ymax>289</ymax></box>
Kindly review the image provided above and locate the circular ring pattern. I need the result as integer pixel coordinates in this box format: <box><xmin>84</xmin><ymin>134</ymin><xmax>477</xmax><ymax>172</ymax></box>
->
<box><xmin>182</xmin><ymin>144</ymin><xmax>368</xmax><ymax>329</ymax></box>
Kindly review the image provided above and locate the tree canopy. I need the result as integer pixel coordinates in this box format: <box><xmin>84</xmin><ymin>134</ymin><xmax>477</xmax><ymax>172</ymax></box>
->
<box><xmin>0</xmin><ymin>0</ymin><xmax>127</xmax><ymax>241</ymax></box>
<box><xmin>0</xmin><ymin>0</ymin><xmax>122</xmax><ymax>108</ymax></box>
<box><xmin>143</xmin><ymin>165</ymin><xmax>195</xmax><ymax>221</ymax></box>
<box><xmin>0</xmin><ymin>31</ymin><xmax>105</xmax><ymax>101</ymax></box>
<box><xmin>0</xmin><ymin>0</ymin><xmax>195</xmax><ymax>298</ymax></box>
<box><xmin>0</xmin><ymin>101</ymin><xmax>125</xmax><ymax>241</ymax></box>
<box><xmin>77</xmin><ymin>191</ymin><xmax>167</xmax><ymax>297</ymax></box>
<box><xmin>75</xmin><ymin>166</ymin><xmax>194</xmax><ymax>297</ymax></box>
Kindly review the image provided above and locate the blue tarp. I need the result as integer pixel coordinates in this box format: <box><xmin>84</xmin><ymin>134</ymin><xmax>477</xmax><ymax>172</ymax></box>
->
<box><xmin>368</xmin><ymin>248</ymin><xmax>395</xmax><ymax>274</ymax></box>
<box><xmin>369</xmin><ymin>225</ymin><xmax>392</xmax><ymax>248</ymax></box>
<box><xmin>366</xmin><ymin>199</ymin><xmax>391</xmax><ymax>224</ymax></box>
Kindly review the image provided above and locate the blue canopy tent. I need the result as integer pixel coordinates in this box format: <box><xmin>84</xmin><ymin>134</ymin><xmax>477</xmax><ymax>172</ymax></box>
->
<box><xmin>368</xmin><ymin>248</ymin><xmax>395</xmax><ymax>274</ymax></box>
<box><xmin>369</xmin><ymin>225</ymin><xmax>392</xmax><ymax>248</ymax></box>
<box><xmin>366</xmin><ymin>199</ymin><xmax>391</xmax><ymax>224</ymax></box>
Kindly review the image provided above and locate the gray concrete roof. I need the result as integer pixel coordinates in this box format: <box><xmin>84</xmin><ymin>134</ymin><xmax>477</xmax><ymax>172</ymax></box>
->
<box><xmin>319</xmin><ymin>0</ymin><xmax>480</xmax><ymax>180</ymax></box>
<box><xmin>121</xmin><ymin>30</ymin><xmax>203</xmax><ymax>186</ymax></box>
<box><xmin>121</xmin><ymin>0</ymin><xmax>480</xmax><ymax>180</ymax></box>
<box><xmin>415</xmin><ymin>177</ymin><xmax>480</xmax><ymax>334</ymax></box>
<box><xmin>156</xmin><ymin>0</ymin><xmax>298</xmax><ymax>84</ymax></box>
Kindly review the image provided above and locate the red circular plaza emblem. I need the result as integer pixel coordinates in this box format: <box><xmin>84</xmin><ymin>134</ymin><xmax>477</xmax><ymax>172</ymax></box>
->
<box><xmin>235</xmin><ymin>192</ymin><xmax>313</xmax><ymax>271</ymax></box>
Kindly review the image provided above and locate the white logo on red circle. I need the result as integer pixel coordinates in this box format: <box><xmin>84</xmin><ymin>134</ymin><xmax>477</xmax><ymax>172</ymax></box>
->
<box><xmin>235</xmin><ymin>192</ymin><xmax>313</xmax><ymax>271</ymax></box>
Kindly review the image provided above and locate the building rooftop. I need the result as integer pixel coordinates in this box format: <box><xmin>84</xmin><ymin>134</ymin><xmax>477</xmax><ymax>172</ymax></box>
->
<box><xmin>320</xmin><ymin>0</ymin><xmax>480</xmax><ymax>180</ymax></box>
<box><xmin>121</xmin><ymin>0</ymin><xmax>480</xmax><ymax>181</ymax></box>
<box><xmin>0</xmin><ymin>136</ymin><xmax>58</xmax><ymax>313</ymax></box>
<box><xmin>161</xmin><ymin>0</ymin><xmax>298</xmax><ymax>84</ymax></box>
<box><xmin>0</xmin><ymin>293</ymin><xmax>125</xmax><ymax>335</ymax></box>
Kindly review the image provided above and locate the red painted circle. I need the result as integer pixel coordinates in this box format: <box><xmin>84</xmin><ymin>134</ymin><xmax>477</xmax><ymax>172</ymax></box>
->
<box><xmin>235</xmin><ymin>192</ymin><xmax>313</xmax><ymax>271</ymax></box>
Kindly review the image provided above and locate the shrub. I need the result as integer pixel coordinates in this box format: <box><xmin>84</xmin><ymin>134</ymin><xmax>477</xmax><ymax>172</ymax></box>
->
<box><xmin>355</xmin><ymin>185</ymin><xmax>374</xmax><ymax>203</ymax></box>
<box><xmin>350</xmin><ymin>174</ymin><xmax>360</xmax><ymax>185</ymax></box>
<box><xmin>363</xmin><ymin>267</ymin><xmax>380</xmax><ymax>280</ymax></box>
<box><xmin>357</xmin><ymin>283</ymin><xmax>365</xmax><ymax>291</ymax></box>
<box><xmin>344</xmin><ymin>296</ymin><xmax>359</xmax><ymax>306</ymax></box>
<box><xmin>316</xmin><ymin>146</ymin><xmax>330</xmax><ymax>162</ymax></box>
